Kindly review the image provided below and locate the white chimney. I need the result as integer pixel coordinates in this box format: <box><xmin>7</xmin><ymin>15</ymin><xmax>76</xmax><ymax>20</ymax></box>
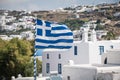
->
<box><xmin>91</xmin><ymin>29</ymin><xmax>97</xmax><ymax>42</ymax></box>
<box><xmin>82</xmin><ymin>28</ymin><xmax>89</xmax><ymax>42</ymax></box>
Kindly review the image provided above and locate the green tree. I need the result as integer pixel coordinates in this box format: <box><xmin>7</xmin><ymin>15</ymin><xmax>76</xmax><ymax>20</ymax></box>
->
<box><xmin>24</xmin><ymin>59</ymin><xmax>42</xmax><ymax>76</ymax></box>
<box><xmin>0</xmin><ymin>39</ymin><xmax>9</xmax><ymax>80</ymax></box>
<box><xmin>60</xmin><ymin>19</ymin><xmax>85</xmax><ymax>30</ymax></box>
<box><xmin>95</xmin><ymin>24</ymin><xmax>105</xmax><ymax>30</ymax></box>
<box><xmin>0</xmin><ymin>38</ymin><xmax>42</xmax><ymax>80</ymax></box>
<box><xmin>96</xmin><ymin>19</ymin><xmax>101</xmax><ymax>24</ymax></box>
<box><xmin>102</xmin><ymin>31</ymin><xmax>116</xmax><ymax>40</ymax></box>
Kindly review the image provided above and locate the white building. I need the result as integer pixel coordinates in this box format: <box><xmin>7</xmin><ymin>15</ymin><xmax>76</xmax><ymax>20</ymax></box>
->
<box><xmin>20</xmin><ymin>31</ymin><xmax>34</xmax><ymax>40</ymax></box>
<box><xmin>0</xmin><ymin>15</ymin><xmax>6</xmax><ymax>30</ymax></box>
<box><xmin>76</xmin><ymin>6</ymin><xmax>97</xmax><ymax>13</ymax></box>
<box><xmin>63</xmin><ymin>49</ymin><xmax>120</xmax><ymax>80</ymax></box>
<box><xmin>96</xmin><ymin>30</ymin><xmax>108</xmax><ymax>40</ymax></box>
<box><xmin>102</xmin><ymin>49</ymin><xmax>120</xmax><ymax>65</ymax></box>
<box><xmin>0</xmin><ymin>35</ymin><xmax>9</xmax><ymax>40</ymax></box>
<box><xmin>113</xmin><ymin>12</ymin><xmax>120</xmax><ymax>17</ymax></box>
<box><xmin>52</xmin><ymin>8</ymin><xmax>68</xmax><ymax>13</ymax></box>
<box><xmin>42</xmin><ymin>27</ymin><xmax>120</xmax><ymax>76</ymax></box>
<box><xmin>0</xmin><ymin>14</ymin><xmax>16</xmax><ymax>31</ymax></box>
<box><xmin>4</xmin><ymin>25</ymin><xmax>17</xmax><ymax>31</ymax></box>
<box><xmin>0</xmin><ymin>35</ymin><xmax>22</xmax><ymax>40</ymax></box>
<box><xmin>9</xmin><ymin>35</ymin><xmax>22</xmax><ymax>39</ymax></box>
<box><xmin>63</xmin><ymin>63</ymin><xmax>120</xmax><ymax>80</ymax></box>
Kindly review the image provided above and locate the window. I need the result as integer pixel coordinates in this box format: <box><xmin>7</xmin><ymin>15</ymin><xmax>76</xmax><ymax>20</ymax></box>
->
<box><xmin>58</xmin><ymin>63</ymin><xmax>62</xmax><ymax>74</ymax></box>
<box><xmin>110</xmin><ymin>45</ymin><xmax>113</xmax><ymax>49</ymax></box>
<box><xmin>99</xmin><ymin>46</ymin><xmax>104</xmax><ymax>55</ymax></box>
<box><xmin>46</xmin><ymin>63</ymin><xmax>50</xmax><ymax>73</ymax></box>
<box><xmin>58</xmin><ymin>54</ymin><xmax>61</xmax><ymax>59</ymax></box>
<box><xmin>104</xmin><ymin>57</ymin><xmax>107</xmax><ymax>64</ymax></box>
<box><xmin>74</xmin><ymin>46</ymin><xmax>77</xmax><ymax>55</ymax></box>
<box><xmin>67</xmin><ymin>76</ymin><xmax>70</xmax><ymax>80</ymax></box>
<box><xmin>47</xmin><ymin>54</ymin><xmax>49</xmax><ymax>59</ymax></box>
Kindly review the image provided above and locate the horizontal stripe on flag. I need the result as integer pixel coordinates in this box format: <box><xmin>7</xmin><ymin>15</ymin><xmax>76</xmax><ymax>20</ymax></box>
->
<box><xmin>52</xmin><ymin>25</ymin><xmax>68</xmax><ymax>30</ymax></box>
<box><xmin>35</xmin><ymin>38</ymin><xmax>73</xmax><ymax>44</ymax></box>
<box><xmin>36</xmin><ymin>29</ymin><xmax>72</xmax><ymax>36</ymax></box>
<box><xmin>35</xmin><ymin>35</ymin><xmax>73</xmax><ymax>40</ymax></box>
<box><xmin>36</xmin><ymin>25</ymin><xmax>51</xmax><ymax>30</ymax></box>
<box><xmin>51</xmin><ymin>29</ymin><xmax>72</xmax><ymax>34</ymax></box>
<box><xmin>35</xmin><ymin>42</ymin><xmax>72</xmax><ymax>47</ymax></box>
<box><xmin>46</xmin><ymin>32</ymin><xmax>73</xmax><ymax>37</ymax></box>
<box><xmin>35</xmin><ymin>45</ymin><xmax>72</xmax><ymax>49</ymax></box>
<box><xmin>36</xmin><ymin>29</ymin><xmax>73</xmax><ymax>37</ymax></box>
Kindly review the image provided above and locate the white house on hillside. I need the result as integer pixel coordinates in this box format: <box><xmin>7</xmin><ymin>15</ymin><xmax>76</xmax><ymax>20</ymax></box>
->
<box><xmin>20</xmin><ymin>31</ymin><xmax>34</xmax><ymax>40</ymax></box>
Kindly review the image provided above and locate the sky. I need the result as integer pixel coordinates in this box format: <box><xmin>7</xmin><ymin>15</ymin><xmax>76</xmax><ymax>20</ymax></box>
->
<box><xmin>0</xmin><ymin>0</ymin><xmax>119</xmax><ymax>11</ymax></box>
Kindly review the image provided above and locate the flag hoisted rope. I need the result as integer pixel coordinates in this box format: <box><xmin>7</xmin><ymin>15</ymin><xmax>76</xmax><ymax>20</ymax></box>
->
<box><xmin>33</xmin><ymin>50</ymin><xmax>37</xmax><ymax>80</ymax></box>
<box><xmin>34</xmin><ymin>19</ymin><xmax>73</xmax><ymax>80</ymax></box>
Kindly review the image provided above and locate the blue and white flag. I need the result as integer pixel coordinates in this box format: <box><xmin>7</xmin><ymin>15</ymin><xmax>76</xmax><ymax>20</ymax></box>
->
<box><xmin>35</xmin><ymin>19</ymin><xmax>73</xmax><ymax>49</ymax></box>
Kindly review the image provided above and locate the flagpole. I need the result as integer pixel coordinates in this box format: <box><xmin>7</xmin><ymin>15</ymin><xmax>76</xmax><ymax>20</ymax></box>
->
<box><xmin>34</xmin><ymin>14</ymin><xmax>37</xmax><ymax>80</ymax></box>
<box><xmin>34</xmin><ymin>50</ymin><xmax>37</xmax><ymax>80</ymax></box>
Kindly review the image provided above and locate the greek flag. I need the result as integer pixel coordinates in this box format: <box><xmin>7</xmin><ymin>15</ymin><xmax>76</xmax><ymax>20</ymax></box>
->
<box><xmin>35</xmin><ymin>19</ymin><xmax>73</xmax><ymax>49</ymax></box>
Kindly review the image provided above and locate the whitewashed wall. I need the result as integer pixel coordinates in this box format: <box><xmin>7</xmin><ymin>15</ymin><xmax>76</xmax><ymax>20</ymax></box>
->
<box><xmin>42</xmin><ymin>40</ymin><xmax>120</xmax><ymax>76</ymax></box>
<box><xmin>62</xmin><ymin>65</ymin><xmax>97</xmax><ymax>80</ymax></box>
<box><xmin>42</xmin><ymin>41</ymin><xmax>90</xmax><ymax>76</ymax></box>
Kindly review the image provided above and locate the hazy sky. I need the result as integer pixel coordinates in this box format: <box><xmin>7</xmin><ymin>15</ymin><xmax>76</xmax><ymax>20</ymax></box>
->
<box><xmin>0</xmin><ymin>0</ymin><xmax>119</xmax><ymax>11</ymax></box>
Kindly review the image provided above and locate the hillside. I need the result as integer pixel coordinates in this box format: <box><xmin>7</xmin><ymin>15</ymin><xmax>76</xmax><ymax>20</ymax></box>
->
<box><xmin>32</xmin><ymin>2</ymin><xmax>120</xmax><ymax>36</ymax></box>
<box><xmin>0</xmin><ymin>2</ymin><xmax>120</xmax><ymax>38</ymax></box>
